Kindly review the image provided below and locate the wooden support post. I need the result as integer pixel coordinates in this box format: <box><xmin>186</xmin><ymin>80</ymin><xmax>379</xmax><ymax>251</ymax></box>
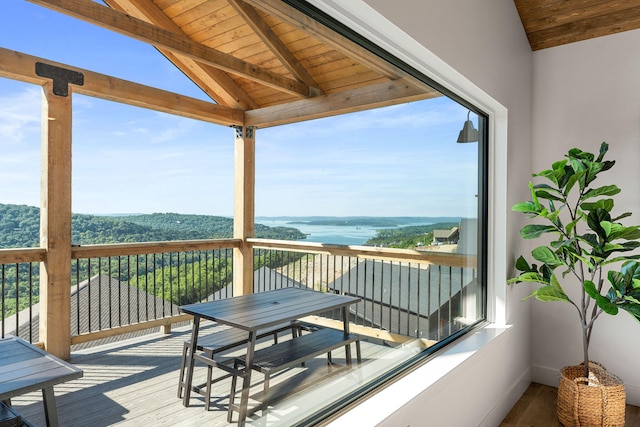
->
<box><xmin>39</xmin><ymin>81</ymin><xmax>73</xmax><ymax>359</ymax></box>
<box><xmin>233</xmin><ymin>126</ymin><xmax>256</xmax><ymax>296</ymax></box>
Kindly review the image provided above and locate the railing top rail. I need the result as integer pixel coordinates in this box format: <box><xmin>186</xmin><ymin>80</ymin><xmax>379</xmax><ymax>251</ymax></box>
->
<box><xmin>71</xmin><ymin>238</ymin><xmax>241</xmax><ymax>258</ymax></box>
<box><xmin>0</xmin><ymin>248</ymin><xmax>46</xmax><ymax>264</ymax></box>
<box><xmin>248</xmin><ymin>238</ymin><xmax>476</xmax><ymax>268</ymax></box>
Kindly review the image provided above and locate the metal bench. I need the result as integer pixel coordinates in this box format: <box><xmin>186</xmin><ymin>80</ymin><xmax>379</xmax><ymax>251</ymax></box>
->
<box><xmin>228</xmin><ymin>328</ymin><xmax>361</xmax><ymax>417</ymax></box>
<box><xmin>178</xmin><ymin>322</ymin><xmax>301</xmax><ymax>410</ymax></box>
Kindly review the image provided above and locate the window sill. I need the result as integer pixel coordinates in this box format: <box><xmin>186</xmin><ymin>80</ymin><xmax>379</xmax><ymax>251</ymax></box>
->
<box><xmin>326</xmin><ymin>324</ymin><xmax>512</xmax><ymax>426</ymax></box>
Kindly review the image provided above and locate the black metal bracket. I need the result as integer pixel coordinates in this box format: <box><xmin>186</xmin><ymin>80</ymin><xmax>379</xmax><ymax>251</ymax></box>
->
<box><xmin>232</xmin><ymin>125</ymin><xmax>256</xmax><ymax>139</ymax></box>
<box><xmin>35</xmin><ymin>62</ymin><xmax>84</xmax><ymax>97</ymax></box>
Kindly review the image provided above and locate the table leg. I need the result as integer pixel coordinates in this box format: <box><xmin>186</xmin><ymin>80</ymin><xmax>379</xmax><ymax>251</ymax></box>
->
<box><xmin>237</xmin><ymin>330</ymin><xmax>257</xmax><ymax>427</ymax></box>
<box><xmin>183</xmin><ymin>315</ymin><xmax>201</xmax><ymax>407</ymax></box>
<box><xmin>341</xmin><ymin>307</ymin><xmax>352</xmax><ymax>364</ymax></box>
<box><xmin>42</xmin><ymin>386</ymin><xmax>59</xmax><ymax>427</ymax></box>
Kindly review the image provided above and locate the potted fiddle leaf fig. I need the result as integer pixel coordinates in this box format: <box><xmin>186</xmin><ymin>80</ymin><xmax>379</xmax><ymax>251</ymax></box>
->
<box><xmin>508</xmin><ymin>142</ymin><xmax>640</xmax><ymax>426</ymax></box>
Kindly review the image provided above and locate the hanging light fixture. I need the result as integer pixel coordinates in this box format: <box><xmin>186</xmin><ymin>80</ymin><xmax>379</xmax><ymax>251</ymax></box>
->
<box><xmin>457</xmin><ymin>111</ymin><xmax>478</xmax><ymax>143</ymax></box>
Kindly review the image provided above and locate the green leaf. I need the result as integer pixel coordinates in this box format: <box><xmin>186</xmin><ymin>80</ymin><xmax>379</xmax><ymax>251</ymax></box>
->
<box><xmin>534</xmin><ymin>190</ymin><xmax>564</xmax><ymax>202</ymax></box>
<box><xmin>587</xmin><ymin>209</ymin><xmax>611</xmax><ymax>239</ymax></box>
<box><xmin>520</xmin><ymin>224</ymin><xmax>558</xmax><ymax>239</ymax></box>
<box><xmin>598</xmin><ymin>296</ymin><xmax>619</xmax><ymax>315</ymax></box>
<box><xmin>564</xmin><ymin>169</ymin><xmax>585</xmax><ymax>195</ymax></box>
<box><xmin>619</xmin><ymin>303</ymin><xmax>640</xmax><ymax>322</ymax></box>
<box><xmin>613</xmin><ymin>225</ymin><xmax>640</xmax><ymax>240</ymax></box>
<box><xmin>602</xmin><ymin>242</ymin><xmax>624</xmax><ymax>252</ymax></box>
<box><xmin>583</xmin><ymin>185</ymin><xmax>621</xmax><ymax>200</ymax></box>
<box><xmin>514</xmin><ymin>255</ymin><xmax>532</xmax><ymax>272</ymax></box>
<box><xmin>512</xmin><ymin>201</ymin><xmax>540</xmax><ymax>214</ymax></box>
<box><xmin>584</xmin><ymin>280</ymin><xmax>619</xmax><ymax>314</ymax></box>
<box><xmin>596</xmin><ymin>142</ymin><xmax>609</xmax><ymax>162</ymax></box>
<box><xmin>609</xmin><ymin>269</ymin><xmax>630</xmax><ymax>295</ymax></box>
<box><xmin>583</xmin><ymin>280</ymin><xmax>599</xmax><ymax>299</ymax></box>
<box><xmin>530</xmin><ymin>274</ymin><xmax>570</xmax><ymax>302</ymax></box>
<box><xmin>532</xmin><ymin>246</ymin><xmax>564</xmax><ymax>268</ymax></box>
<box><xmin>532</xmin><ymin>183</ymin><xmax>562</xmax><ymax>195</ymax></box>
<box><xmin>624</xmin><ymin>295</ymin><xmax>640</xmax><ymax>305</ymax></box>
<box><xmin>611</xmin><ymin>212</ymin><xmax>631</xmax><ymax>222</ymax></box>
<box><xmin>508</xmin><ymin>271</ymin><xmax>548</xmax><ymax>285</ymax></box>
<box><xmin>581</xmin><ymin>199</ymin><xmax>614</xmax><ymax>213</ymax></box>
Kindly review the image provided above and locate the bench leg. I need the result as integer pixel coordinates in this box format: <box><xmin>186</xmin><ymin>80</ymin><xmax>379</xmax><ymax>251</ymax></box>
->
<box><xmin>227</xmin><ymin>359</ymin><xmax>240</xmax><ymax>423</ymax></box>
<box><xmin>262</xmin><ymin>373</ymin><xmax>271</xmax><ymax>412</ymax></box>
<box><xmin>205</xmin><ymin>357</ymin><xmax>213</xmax><ymax>411</ymax></box>
<box><xmin>355</xmin><ymin>340</ymin><xmax>361</xmax><ymax>364</ymax></box>
<box><xmin>177</xmin><ymin>341</ymin><xmax>189</xmax><ymax>398</ymax></box>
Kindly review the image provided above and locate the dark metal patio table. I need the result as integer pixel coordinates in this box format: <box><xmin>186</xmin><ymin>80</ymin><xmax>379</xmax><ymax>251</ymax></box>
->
<box><xmin>0</xmin><ymin>336</ymin><xmax>83</xmax><ymax>427</ymax></box>
<box><xmin>179</xmin><ymin>287</ymin><xmax>360</xmax><ymax>426</ymax></box>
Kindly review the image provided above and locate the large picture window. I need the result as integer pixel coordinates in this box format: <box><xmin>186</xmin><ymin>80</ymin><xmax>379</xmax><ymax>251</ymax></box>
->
<box><xmin>247</xmin><ymin>3</ymin><xmax>488</xmax><ymax>424</ymax></box>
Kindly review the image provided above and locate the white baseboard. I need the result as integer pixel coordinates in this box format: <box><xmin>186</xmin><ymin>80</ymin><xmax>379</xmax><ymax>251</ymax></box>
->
<box><xmin>532</xmin><ymin>364</ymin><xmax>640</xmax><ymax>406</ymax></box>
<box><xmin>531</xmin><ymin>364</ymin><xmax>560</xmax><ymax>387</ymax></box>
<box><xmin>478</xmin><ymin>367</ymin><xmax>531</xmax><ymax>427</ymax></box>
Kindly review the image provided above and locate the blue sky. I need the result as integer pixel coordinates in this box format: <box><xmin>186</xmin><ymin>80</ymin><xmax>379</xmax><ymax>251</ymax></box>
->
<box><xmin>0</xmin><ymin>0</ymin><xmax>479</xmax><ymax>218</ymax></box>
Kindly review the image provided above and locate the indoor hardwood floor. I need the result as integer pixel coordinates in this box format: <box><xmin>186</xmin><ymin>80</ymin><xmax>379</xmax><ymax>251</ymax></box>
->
<box><xmin>500</xmin><ymin>382</ymin><xmax>640</xmax><ymax>426</ymax></box>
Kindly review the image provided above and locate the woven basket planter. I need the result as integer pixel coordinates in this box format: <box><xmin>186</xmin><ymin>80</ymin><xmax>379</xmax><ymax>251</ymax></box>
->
<box><xmin>557</xmin><ymin>362</ymin><xmax>626</xmax><ymax>427</ymax></box>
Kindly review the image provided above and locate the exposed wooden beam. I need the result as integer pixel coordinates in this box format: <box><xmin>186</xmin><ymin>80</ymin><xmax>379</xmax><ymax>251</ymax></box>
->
<box><xmin>245</xmin><ymin>80</ymin><xmax>440</xmax><ymax>128</ymax></box>
<box><xmin>243</xmin><ymin>0</ymin><xmax>410</xmax><ymax>82</ymax></box>
<box><xmin>28</xmin><ymin>0</ymin><xmax>313</xmax><ymax>98</ymax></box>
<box><xmin>0</xmin><ymin>48</ymin><xmax>243</xmax><ymax>126</ymax></box>
<box><xmin>228</xmin><ymin>0</ymin><xmax>323</xmax><ymax>96</ymax></box>
<box><xmin>104</xmin><ymin>0</ymin><xmax>258</xmax><ymax>110</ymax></box>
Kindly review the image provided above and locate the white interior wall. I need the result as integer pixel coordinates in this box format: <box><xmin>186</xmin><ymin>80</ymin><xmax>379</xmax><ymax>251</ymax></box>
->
<box><xmin>312</xmin><ymin>1</ymin><xmax>535</xmax><ymax>425</ymax></box>
<box><xmin>531</xmin><ymin>29</ymin><xmax>640</xmax><ymax>405</ymax></box>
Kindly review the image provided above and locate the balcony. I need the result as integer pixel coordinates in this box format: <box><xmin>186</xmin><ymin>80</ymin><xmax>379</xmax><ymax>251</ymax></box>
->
<box><xmin>0</xmin><ymin>238</ymin><xmax>479</xmax><ymax>426</ymax></box>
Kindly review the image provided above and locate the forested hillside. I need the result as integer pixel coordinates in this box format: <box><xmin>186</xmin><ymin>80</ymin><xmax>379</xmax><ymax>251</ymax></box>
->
<box><xmin>0</xmin><ymin>204</ymin><xmax>305</xmax><ymax>248</ymax></box>
<box><xmin>0</xmin><ymin>204</ymin><xmax>307</xmax><ymax>319</ymax></box>
<box><xmin>367</xmin><ymin>222</ymin><xmax>460</xmax><ymax>248</ymax></box>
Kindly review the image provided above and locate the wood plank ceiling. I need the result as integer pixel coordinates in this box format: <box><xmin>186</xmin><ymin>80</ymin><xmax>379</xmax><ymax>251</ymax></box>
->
<box><xmin>27</xmin><ymin>0</ymin><xmax>441</xmax><ymax>129</ymax></box>
<box><xmin>515</xmin><ymin>0</ymin><xmax>640</xmax><ymax>51</ymax></box>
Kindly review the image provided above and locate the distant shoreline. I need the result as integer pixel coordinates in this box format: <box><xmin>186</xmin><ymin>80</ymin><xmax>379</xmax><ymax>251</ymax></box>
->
<box><xmin>256</xmin><ymin>216</ymin><xmax>461</xmax><ymax>228</ymax></box>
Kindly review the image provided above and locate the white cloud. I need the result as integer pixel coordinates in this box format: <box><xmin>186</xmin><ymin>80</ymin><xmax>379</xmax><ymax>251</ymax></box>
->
<box><xmin>0</xmin><ymin>85</ymin><xmax>41</xmax><ymax>145</ymax></box>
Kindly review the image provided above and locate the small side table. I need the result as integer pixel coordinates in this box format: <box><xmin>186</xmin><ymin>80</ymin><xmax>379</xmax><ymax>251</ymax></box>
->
<box><xmin>0</xmin><ymin>336</ymin><xmax>83</xmax><ymax>427</ymax></box>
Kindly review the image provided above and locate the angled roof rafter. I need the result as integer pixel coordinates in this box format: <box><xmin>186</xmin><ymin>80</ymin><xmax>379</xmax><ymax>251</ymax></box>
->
<box><xmin>227</xmin><ymin>0</ymin><xmax>323</xmax><ymax>96</ymax></box>
<box><xmin>242</xmin><ymin>0</ymin><xmax>412</xmax><ymax>83</ymax></box>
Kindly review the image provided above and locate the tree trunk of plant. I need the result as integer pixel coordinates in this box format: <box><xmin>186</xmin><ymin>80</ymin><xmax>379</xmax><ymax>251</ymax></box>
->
<box><xmin>583</xmin><ymin>323</ymin><xmax>590</xmax><ymax>378</ymax></box>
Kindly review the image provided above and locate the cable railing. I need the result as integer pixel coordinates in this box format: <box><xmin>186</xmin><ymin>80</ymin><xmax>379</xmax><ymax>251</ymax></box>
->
<box><xmin>0</xmin><ymin>248</ymin><xmax>45</xmax><ymax>343</ymax></box>
<box><xmin>250</xmin><ymin>239</ymin><xmax>480</xmax><ymax>346</ymax></box>
<box><xmin>69</xmin><ymin>241</ymin><xmax>236</xmax><ymax>346</ymax></box>
<box><xmin>0</xmin><ymin>241</ymin><xmax>238</xmax><ymax>346</ymax></box>
<box><xmin>1</xmin><ymin>239</ymin><xmax>480</xmax><ymax>351</ymax></box>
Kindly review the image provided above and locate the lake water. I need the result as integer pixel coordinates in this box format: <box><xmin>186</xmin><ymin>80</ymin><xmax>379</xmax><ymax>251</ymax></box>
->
<box><xmin>257</xmin><ymin>219</ymin><xmax>381</xmax><ymax>245</ymax></box>
<box><xmin>256</xmin><ymin>219</ymin><xmax>432</xmax><ymax>245</ymax></box>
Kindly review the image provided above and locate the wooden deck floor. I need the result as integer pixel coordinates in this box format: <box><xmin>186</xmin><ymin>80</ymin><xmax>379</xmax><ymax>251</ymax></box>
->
<box><xmin>9</xmin><ymin>323</ymin><xmax>405</xmax><ymax>427</ymax></box>
<box><xmin>15</xmin><ymin>326</ymin><xmax>640</xmax><ymax>427</ymax></box>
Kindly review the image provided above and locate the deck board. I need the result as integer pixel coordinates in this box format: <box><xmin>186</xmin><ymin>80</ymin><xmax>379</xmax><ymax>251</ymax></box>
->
<box><xmin>8</xmin><ymin>323</ymin><xmax>400</xmax><ymax>426</ymax></box>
